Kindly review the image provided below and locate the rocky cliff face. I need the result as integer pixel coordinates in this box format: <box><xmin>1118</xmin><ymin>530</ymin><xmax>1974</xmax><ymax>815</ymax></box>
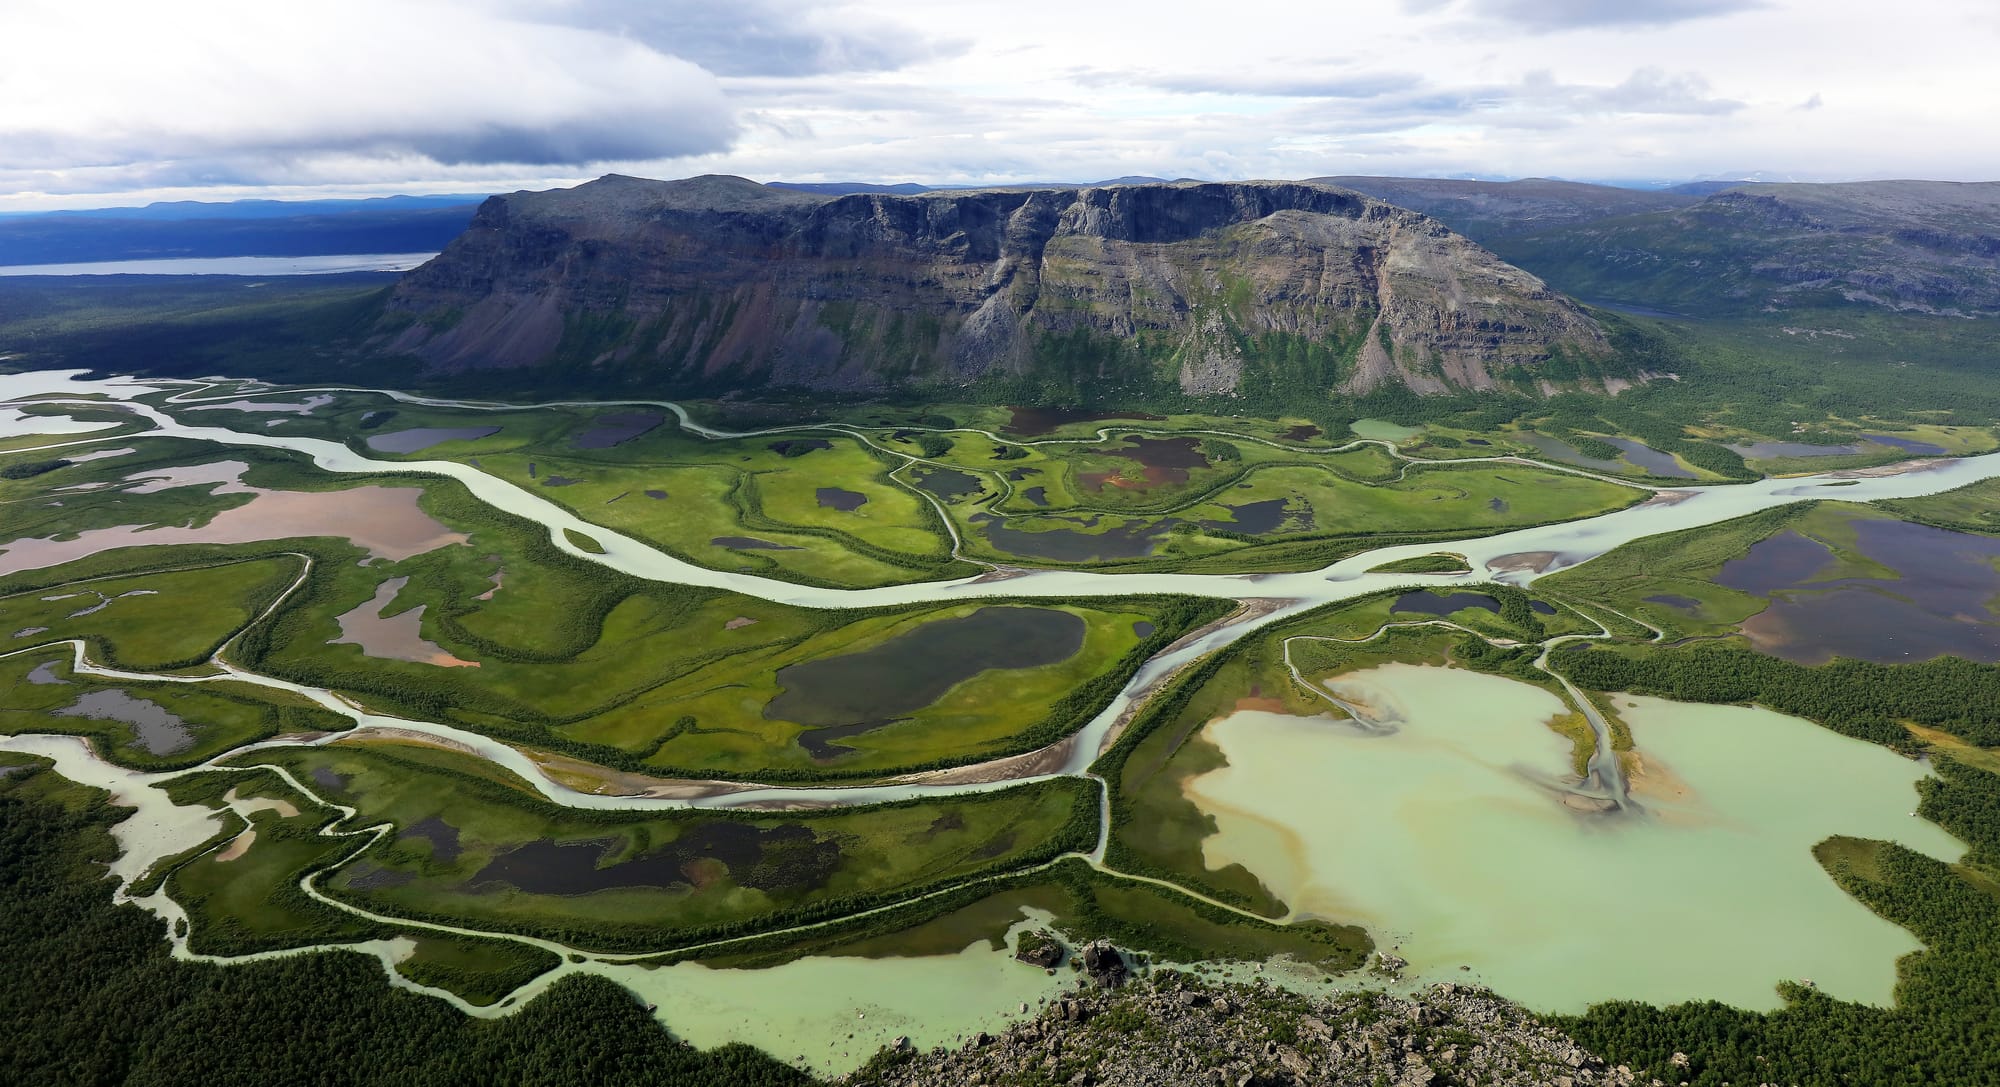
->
<box><xmin>841</xmin><ymin>973</ymin><xmax>1648</xmax><ymax>1087</ymax></box>
<box><xmin>379</xmin><ymin>174</ymin><xmax>1616</xmax><ymax>398</ymax></box>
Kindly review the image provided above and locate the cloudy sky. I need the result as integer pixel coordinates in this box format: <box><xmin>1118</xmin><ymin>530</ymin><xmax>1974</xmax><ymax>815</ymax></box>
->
<box><xmin>3</xmin><ymin>0</ymin><xmax>1996</xmax><ymax>210</ymax></box>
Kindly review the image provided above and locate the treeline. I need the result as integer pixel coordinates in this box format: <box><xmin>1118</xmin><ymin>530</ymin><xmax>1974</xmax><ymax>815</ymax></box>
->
<box><xmin>0</xmin><ymin>769</ymin><xmax>815</xmax><ymax>1087</ymax></box>
<box><xmin>1556</xmin><ymin>643</ymin><xmax>2000</xmax><ymax>747</ymax></box>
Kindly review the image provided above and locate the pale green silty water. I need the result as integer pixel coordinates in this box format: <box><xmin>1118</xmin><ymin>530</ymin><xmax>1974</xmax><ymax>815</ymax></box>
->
<box><xmin>1186</xmin><ymin>664</ymin><xmax>1963</xmax><ymax>1012</ymax></box>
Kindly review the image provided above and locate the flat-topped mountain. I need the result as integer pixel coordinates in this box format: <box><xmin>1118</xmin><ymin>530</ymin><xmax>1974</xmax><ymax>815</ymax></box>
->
<box><xmin>377</xmin><ymin>175</ymin><xmax>1626</xmax><ymax>399</ymax></box>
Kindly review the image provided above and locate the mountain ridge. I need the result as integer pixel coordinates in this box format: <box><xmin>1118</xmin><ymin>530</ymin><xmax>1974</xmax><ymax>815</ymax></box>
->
<box><xmin>378</xmin><ymin>174</ymin><xmax>1628</xmax><ymax>400</ymax></box>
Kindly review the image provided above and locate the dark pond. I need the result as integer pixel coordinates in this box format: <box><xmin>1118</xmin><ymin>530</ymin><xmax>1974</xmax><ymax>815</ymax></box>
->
<box><xmin>542</xmin><ymin>475</ymin><xmax>582</xmax><ymax>487</ymax></box>
<box><xmin>344</xmin><ymin>863</ymin><xmax>415</xmax><ymax>891</ymax></box>
<box><xmin>1466</xmin><ymin>438</ymin><xmax>1492</xmax><ymax>446</ymax></box>
<box><xmin>769</xmin><ymin>438</ymin><xmax>832</xmax><ymax>457</ymax></box>
<box><xmin>1006</xmin><ymin>468</ymin><xmax>1034</xmax><ymax>482</ymax></box>
<box><xmin>1003</xmin><ymin>406</ymin><xmax>1163</xmax><ymax>436</ymax></box>
<box><xmin>1863</xmin><ymin>433</ymin><xmax>1947</xmax><ymax>455</ymax></box>
<box><xmin>914</xmin><ymin>467</ymin><xmax>982</xmax><ymax>499</ymax></box>
<box><xmin>365</xmin><ymin>426</ymin><xmax>501</xmax><ymax>453</ymax></box>
<box><xmin>573</xmin><ymin>411</ymin><xmax>664</xmax><ymax>449</ymax></box>
<box><xmin>473</xmin><ymin>824</ymin><xmax>839</xmax><ymax>895</ymax></box>
<box><xmin>1391</xmin><ymin>591</ymin><xmax>1557</xmax><ymax>617</ymax></box>
<box><xmin>1523</xmin><ymin>434</ymin><xmax>1626</xmax><ymax>474</ymax></box>
<box><xmin>645</xmin><ymin>489</ymin><xmax>668</xmax><ymax>500</ymax></box>
<box><xmin>1644</xmin><ymin>594</ymin><xmax>1703</xmax><ymax>611</ymax></box>
<box><xmin>402</xmin><ymin>816</ymin><xmax>462</xmax><ymax>862</ymax></box>
<box><xmin>311</xmin><ymin>765</ymin><xmax>349</xmax><ymax>791</ymax></box>
<box><xmin>1727</xmin><ymin>440</ymin><xmax>1863</xmax><ymax>460</ymax></box>
<box><xmin>1604</xmin><ymin>438</ymin><xmax>1695</xmax><ymax>479</ymax></box>
<box><xmin>527</xmin><ymin>462</ymin><xmax>537</xmax><ymax>478</ymax></box>
<box><xmin>1021</xmin><ymin>487</ymin><xmax>1049</xmax><ymax>507</ymax></box>
<box><xmin>1724</xmin><ymin>519</ymin><xmax>2000</xmax><ymax>664</ymax></box>
<box><xmin>1207</xmin><ymin>498</ymin><xmax>1295</xmax><ymax>535</ymax></box>
<box><xmin>54</xmin><ymin>690</ymin><xmax>192</xmax><ymax>755</ymax></box>
<box><xmin>27</xmin><ymin>661</ymin><xmax>67</xmax><ymax>685</ymax></box>
<box><xmin>976</xmin><ymin>513</ymin><xmax>1171</xmax><ymax>561</ymax></box>
<box><xmin>1489</xmin><ymin>497</ymin><xmax>1509</xmax><ymax>513</ymax></box>
<box><xmin>816</xmin><ymin>487</ymin><xmax>868</xmax><ymax>511</ymax></box>
<box><xmin>1283</xmin><ymin>424</ymin><xmax>1322</xmax><ymax>441</ymax></box>
<box><xmin>713</xmin><ymin>536</ymin><xmax>800</xmax><ymax>551</ymax></box>
<box><xmin>1715</xmin><ymin>531</ymin><xmax>1835</xmax><ymax>595</ymax></box>
<box><xmin>1133</xmin><ymin>621</ymin><xmax>1156</xmax><ymax>638</ymax></box>
<box><xmin>768</xmin><ymin>607</ymin><xmax>1087</xmax><ymax>756</ymax></box>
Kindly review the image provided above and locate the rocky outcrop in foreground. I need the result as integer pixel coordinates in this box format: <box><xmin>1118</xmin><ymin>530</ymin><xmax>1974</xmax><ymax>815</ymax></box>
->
<box><xmin>844</xmin><ymin>971</ymin><xmax>1653</xmax><ymax>1087</ymax></box>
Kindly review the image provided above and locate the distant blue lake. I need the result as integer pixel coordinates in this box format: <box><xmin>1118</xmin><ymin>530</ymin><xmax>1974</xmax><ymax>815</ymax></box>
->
<box><xmin>0</xmin><ymin>252</ymin><xmax>436</xmax><ymax>276</ymax></box>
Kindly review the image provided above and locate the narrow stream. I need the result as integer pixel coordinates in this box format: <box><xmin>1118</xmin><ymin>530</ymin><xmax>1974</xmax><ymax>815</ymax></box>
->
<box><xmin>5</xmin><ymin>366</ymin><xmax>1999</xmax><ymax>1061</ymax></box>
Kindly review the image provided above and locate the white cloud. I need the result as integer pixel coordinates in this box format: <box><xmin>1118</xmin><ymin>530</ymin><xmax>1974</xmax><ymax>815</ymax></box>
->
<box><xmin>0</xmin><ymin>0</ymin><xmax>1995</xmax><ymax>210</ymax></box>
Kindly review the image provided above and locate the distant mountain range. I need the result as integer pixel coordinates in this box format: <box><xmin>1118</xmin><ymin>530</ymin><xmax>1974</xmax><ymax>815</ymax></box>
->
<box><xmin>1322</xmin><ymin>176</ymin><xmax>2000</xmax><ymax>317</ymax></box>
<box><xmin>0</xmin><ymin>195</ymin><xmax>483</xmax><ymax>265</ymax></box>
<box><xmin>376</xmin><ymin>174</ymin><xmax>1620</xmax><ymax>399</ymax></box>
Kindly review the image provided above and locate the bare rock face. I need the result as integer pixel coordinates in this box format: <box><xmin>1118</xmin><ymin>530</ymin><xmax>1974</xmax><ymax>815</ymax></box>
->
<box><xmin>380</xmin><ymin>174</ymin><xmax>1616</xmax><ymax>397</ymax></box>
<box><xmin>844</xmin><ymin>974</ymin><xmax>1647</xmax><ymax>1087</ymax></box>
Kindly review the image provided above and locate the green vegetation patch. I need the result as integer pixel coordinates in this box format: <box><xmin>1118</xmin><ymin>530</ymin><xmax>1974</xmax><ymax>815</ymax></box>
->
<box><xmin>0</xmin><ymin>649</ymin><xmax>346</xmax><ymax>770</ymax></box>
<box><xmin>1366</xmin><ymin>553</ymin><xmax>1472</xmax><ymax>574</ymax></box>
<box><xmin>394</xmin><ymin>934</ymin><xmax>562</xmax><ymax>1007</ymax></box>
<box><xmin>0</xmin><ymin>554</ymin><xmax>300</xmax><ymax>671</ymax></box>
<box><xmin>230</xmin><ymin>741</ymin><xmax>1099</xmax><ymax>953</ymax></box>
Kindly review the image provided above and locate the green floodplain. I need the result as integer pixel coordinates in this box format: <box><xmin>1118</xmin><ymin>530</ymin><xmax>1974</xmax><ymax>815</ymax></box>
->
<box><xmin>3</xmin><ymin>372</ymin><xmax>2000</xmax><ymax>1085</ymax></box>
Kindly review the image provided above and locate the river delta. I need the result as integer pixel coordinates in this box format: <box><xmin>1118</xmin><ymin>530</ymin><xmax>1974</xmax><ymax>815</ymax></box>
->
<box><xmin>2</xmin><ymin>367</ymin><xmax>1996</xmax><ymax>1075</ymax></box>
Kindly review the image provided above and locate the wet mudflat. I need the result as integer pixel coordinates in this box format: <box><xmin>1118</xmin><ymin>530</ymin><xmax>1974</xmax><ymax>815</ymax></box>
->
<box><xmin>766</xmin><ymin>607</ymin><xmax>1086</xmax><ymax>747</ymax></box>
<box><xmin>0</xmin><ymin>481</ymin><xmax>467</xmax><ymax>575</ymax></box>
<box><xmin>365</xmin><ymin>426</ymin><xmax>501</xmax><ymax>453</ymax></box>
<box><xmin>331</xmin><ymin>577</ymin><xmax>480</xmax><ymax>668</ymax></box>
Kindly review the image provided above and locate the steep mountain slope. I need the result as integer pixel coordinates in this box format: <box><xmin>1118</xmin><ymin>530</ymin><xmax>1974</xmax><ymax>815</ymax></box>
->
<box><xmin>377</xmin><ymin>175</ymin><xmax>1623</xmax><ymax>399</ymax></box>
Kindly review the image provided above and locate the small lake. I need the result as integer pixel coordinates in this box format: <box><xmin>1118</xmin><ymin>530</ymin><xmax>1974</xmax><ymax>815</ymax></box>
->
<box><xmin>1721</xmin><ymin>519</ymin><xmax>2000</xmax><ymax>664</ymax></box>
<box><xmin>712</xmin><ymin>536</ymin><xmax>800</xmax><ymax>551</ymax></box>
<box><xmin>1002</xmin><ymin>406</ymin><xmax>1162</xmax><ymax>436</ymax></box>
<box><xmin>913</xmin><ymin>468</ymin><xmax>982</xmax><ymax>499</ymax></box>
<box><xmin>331</xmin><ymin>577</ymin><xmax>480</xmax><ymax>668</ymax></box>
<box><xmin>1185</xmin><ymin>665</ymin><xmax>1962</xmax><ymax>1011</ymax></box>
<box><xmin>816</xmin><ymin>487</ymin><xmax>868</xmax><ymax>511</ymax></box>
<box><xmin>0</xmin><ymin>480</ymin><xmax>467</xmax><ymax>576</ymax></box>
<box><xmin>767</xmin><ymin>607</ymin><xmax>1085</xmax><ymax>756</ymax></box>
<box><xmin>365</xmin><ymin>426</ymin><xmax>500</xmax><ymax>453</ymax></box>
<box><xmin>1603</xmin><ymin>438</ymin><xmax>1695</xmax><ymax>479</ymax></box>
<box><xmin>0</xmin><ymin>253</ymin><xmax>437</xmax><ymax>277</ymax></box>
<box><xmin>54</xmin><ymin>690</ymin><xmax>193</xmax><ymax>756</ymax></box>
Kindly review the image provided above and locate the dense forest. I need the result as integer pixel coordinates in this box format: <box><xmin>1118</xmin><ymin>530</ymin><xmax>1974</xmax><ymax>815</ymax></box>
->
<box><xmin>0</xmin><ymin>767</ymin><xmax>814</xmax><ymax>1087</ymax></box>
<box><xmin>1558</xmin><ymin>643</ymin><xmax>2000</xmax><ymax>747</ymax></box>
